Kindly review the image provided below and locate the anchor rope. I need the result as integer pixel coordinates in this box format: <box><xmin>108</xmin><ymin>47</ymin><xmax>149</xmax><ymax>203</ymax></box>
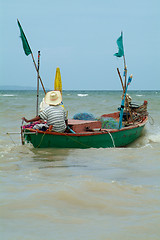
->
<box><xmin>6</xmin><ymin>133</ymin><xmax>16</xmax><ymax>145</ymax></box>
<box><xmin>102</xmin><ymin>130</ymin><xmax>115</xmax><ymax>148</ymax></box>
<box><xmin>148</xmin><ymin>114</ymin><xmax>154</xmax><ymax>125</ymax></box>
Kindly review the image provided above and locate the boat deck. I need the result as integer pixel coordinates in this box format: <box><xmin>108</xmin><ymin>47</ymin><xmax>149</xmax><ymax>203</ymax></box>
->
<box><xmin>68</xmin><ymin>119</ymin><xmax>102</xmax><ymax>133</ymax></box>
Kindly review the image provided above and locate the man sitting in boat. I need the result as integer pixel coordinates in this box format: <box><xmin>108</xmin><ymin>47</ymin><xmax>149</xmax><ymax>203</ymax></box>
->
<box><xmin>22</xmin><ymin>91</ymin><xmax>68</xmax><ymax>133</ymax></box>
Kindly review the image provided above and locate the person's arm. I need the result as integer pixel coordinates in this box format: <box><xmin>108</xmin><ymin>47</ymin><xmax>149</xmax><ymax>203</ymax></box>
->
<box><xmin>22</xmin><ymin>116</ymin><xmax>41</xmax><ymax>123</ymax></box>
<box><xmin>65</xmin><ymin>119</ymin><xmax>68</xmax><ymax>127</ymax></box>
<box><xmin>64</xmin><ymin>109</ymin><xmax>68</xmax><ymax>126</ymax></box>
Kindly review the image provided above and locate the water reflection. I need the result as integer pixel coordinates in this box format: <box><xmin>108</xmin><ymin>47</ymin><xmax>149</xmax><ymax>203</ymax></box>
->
<box><xmin>31</xmin><ymin>148</ymin><xmax>71</xmax><ymax>162</ymax></box>
<box><xmin>30</xmin><ymin>148</ymin><xmax>87</xmax><ymax>170</ymax></box>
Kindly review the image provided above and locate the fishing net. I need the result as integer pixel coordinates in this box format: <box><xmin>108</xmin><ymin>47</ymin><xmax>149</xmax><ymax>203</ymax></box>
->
<box><xmin>100</xmin><ymin>117</ymin><xmax>119</xmax><ymax>129</ymax></box>
<box><xmin>73</xmin><ymin>113</ymin><xmax>121</xmax><ymax>129</ymax></box>
<box><xmin>73</xmin><ymin>112</ymin><xmax>97</xmax><ymax>121</ymax></box>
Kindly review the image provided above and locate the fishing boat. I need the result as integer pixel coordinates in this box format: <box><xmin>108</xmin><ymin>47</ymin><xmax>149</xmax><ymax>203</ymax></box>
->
<box><xmin>17</xmin><ymin>21</ymin><xmax>148</xmax><ymax>148</ymax></box>
<box><xmin>22</xmin><ymin>108</ymin><xmax>148</xmax><ymax>148</ymax></box>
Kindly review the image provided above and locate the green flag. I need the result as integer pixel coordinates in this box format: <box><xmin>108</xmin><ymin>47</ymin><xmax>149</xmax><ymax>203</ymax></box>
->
<box><xmin>17</xmin><ymin>19</ymin><xmax>32</xmax><ymax>56</ymax></box>
<box><xmin>114</xmin><ymin>32</ymin><xmax>124</xmax><ymax>58</ymax></box>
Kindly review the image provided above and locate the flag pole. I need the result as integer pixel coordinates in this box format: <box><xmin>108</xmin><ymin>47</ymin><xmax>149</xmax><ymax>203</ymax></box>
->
<box><xmin>114</xmin><ymin>31</ymin><xmax>127</xmax><ymax>90</ymax></box>
<box><xmin>17</xmin><ymin>19</ymin><xmax>46</xmax><ymax>95</ymax></box>
<box><xmin>123</xmin><ymin>55</ymin><xmax>127</xmax><ymax>91</ymax></box>
<box><xmin>31</xmin><ymin>53</ymin><xmax>46</xmax><ymax>94</ymax></box>
<box><xmin>114</xmin><ymin>32</ymin><xmax>133</xmax><ymax>127</ymax></box>
<box><xmin>117</xmin><ymin>68</ymin><xmax>125</xmax><ymax>92</ymax></box>
<box><xmin>36</xmin><ymin>51</ymin><xmax>40</xmax><ymax>116</ymax></box>
<box><xmin>119</xmin><ymin>74</ymin><xmax>133</xmax><ymax>129</ymax></box>
<box><xmin>121</xmin><ymin>31</ymin><xmax>127</xmax><ymax>90</ymax></box>
<box><xmin>117</xmin><ymin>68</ymin><xmax>134</xmax><ymax>124</ymax></box>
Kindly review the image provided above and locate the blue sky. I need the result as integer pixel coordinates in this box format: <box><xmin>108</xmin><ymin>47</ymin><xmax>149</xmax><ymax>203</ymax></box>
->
<box><xmin>0</xmin><ymin>0</ymin><xmax>160</xmax><ymax>90</ymax></box>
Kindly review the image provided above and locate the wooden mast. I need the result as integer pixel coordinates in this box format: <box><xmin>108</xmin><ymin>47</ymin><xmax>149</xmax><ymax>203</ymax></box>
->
<box><xmin>31</xmin><ymin>53</ymin><xmax>46</xmax><ymax>94</ymax></box>
<box><xmin>36</xmin><ymin>51</ymin><xmax>40</xmax><ymax>116</ymax></box>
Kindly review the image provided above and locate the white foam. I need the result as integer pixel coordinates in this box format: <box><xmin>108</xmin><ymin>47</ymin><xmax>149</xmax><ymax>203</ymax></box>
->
<box><xmin>148</xmin><ymin>133</ymin><xmax>160</xmax><ymax>143</ymax></box>
<box><xmin>77</xmin><ymin>94</ymin><xmax>88</xmax><ymax>97</ymax></box>
<box><xmin>136</xmin><ymin>94</ymin><xmax>144</xmax><ymax>97</ymax></box>
<box><xmin>0</xmin><ymin>94</ymin><xmax>16</xmax><ymax>97</ymax></box>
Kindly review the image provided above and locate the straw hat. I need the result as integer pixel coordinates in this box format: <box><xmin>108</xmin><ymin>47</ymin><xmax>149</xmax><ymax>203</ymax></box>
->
<box><xmin>44</xmin><ymin>91</ymin><xmax>62</xmax><ymax>106</ymax></box>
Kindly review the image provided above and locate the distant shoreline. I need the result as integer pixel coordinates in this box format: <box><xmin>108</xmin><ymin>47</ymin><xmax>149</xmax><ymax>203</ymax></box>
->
<box><xmin>0</xmin><ymin>87</ymin><xmax>159</xmax><ymax>92</ymax></box>
<box><xmin>0</xmin><ymin>86</ymin><xmax>37</xmax><ymax>90</ymax></box>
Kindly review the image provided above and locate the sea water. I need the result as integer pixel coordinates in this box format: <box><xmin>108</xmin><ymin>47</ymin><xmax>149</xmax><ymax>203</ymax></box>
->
<box><xmin>0</xmin><ymin>90</ymin><xmax>160</xmax><ymax>240</ymax></box>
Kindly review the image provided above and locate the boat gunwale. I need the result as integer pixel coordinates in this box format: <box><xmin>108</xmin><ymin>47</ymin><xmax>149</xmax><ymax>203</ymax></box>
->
<box><xmin>23</xmin><ymin>116</ymin><xmax>148</xmax><ymax>137</ymax></box>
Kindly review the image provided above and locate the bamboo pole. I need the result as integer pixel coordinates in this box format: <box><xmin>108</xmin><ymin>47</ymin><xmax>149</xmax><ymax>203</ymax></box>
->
<box><xmin>36</xmin><ymin>51</ymin><xmax>40</xmax><ymax>116</ymax></box>
<box><xmin>123</xmin><ymin>55</ymin><xmax>127</xmax><ymax>90</ymax></box>
<box><xmin>122</xmin><ymin>54</ymin><xmax>134</xmax><ymax>124</ymax></box>
<box><xmin>117</xmin><ymin>68</ymin><xmax>125</xmax><ymax>92</ymax></box>
<box><xmin>31</xmin><ymin>53</ymin><xmax>46</xmax><ymax>94</ymax></box>
<box><xmin>120</xmin><ymin>31</ymin><xmax>127</xmax><ymax>90</ymax></box>
<box><xmin>117</xmin><ymin>68</ymin><xmax>134</xmax><ymax>123</ymax></box>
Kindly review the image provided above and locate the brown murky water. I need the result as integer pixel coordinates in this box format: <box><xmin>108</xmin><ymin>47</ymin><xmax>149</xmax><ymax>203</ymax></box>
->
<box><xmin>0</xmin><ymin>90</ymin><xmax>160</xmax><ymax>239</ymax></box>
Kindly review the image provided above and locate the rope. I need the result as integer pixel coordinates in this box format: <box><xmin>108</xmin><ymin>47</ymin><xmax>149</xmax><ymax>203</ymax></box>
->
<box><xmin>6</xmin><ymin>133</ymin><xmax>16</xmax><ymax>145</ymax></box>
<box><xmin>65</xmin><ymin>130</ymin><xmax>116</xmax><ymax>148</ymax></box>
<box><xmin>24</xmin><ymin>129</ymin><xmax>115</xmax><ymax>148</ymax></box>
<box><xmin>64</xmin><ymin>133</ymin><xmax>91</xmax><ymax>148</ymax></box>
<box><xmin>35</xmin><ymin>133</ymin><xmax>46</xmax><ymax>148</ymax></box>
<box><xmin>103</xmin><ymin>130</ymin><xmax>115</xmax><ymax>147</ymax></box>
<box><xmin>125</xmin><ymin>103</ymin><xmax>148</xmax><ymax>123</ymax></box>
<box><xmin>148</xmin><ymin>114</ymin><xmax>154</xmax><ymax>125</ymax></box>
<box><xmin>34</xmin><ymin>128</ymin><xmax>116</xmax><ymax>148</ymax></box>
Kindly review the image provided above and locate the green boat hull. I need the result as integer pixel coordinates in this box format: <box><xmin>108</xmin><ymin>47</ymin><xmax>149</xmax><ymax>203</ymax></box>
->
<box><xmin>24</xmin><ymin>124</ymin><xmax>145</xmax><ymax>148</ymax></box>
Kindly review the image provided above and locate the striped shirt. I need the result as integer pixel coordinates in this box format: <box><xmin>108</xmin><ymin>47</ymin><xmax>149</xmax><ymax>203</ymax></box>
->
<box><xmin>39</xmin><ymin>105</ymin><xmax>67</xmax><ymax>132</ymax></box>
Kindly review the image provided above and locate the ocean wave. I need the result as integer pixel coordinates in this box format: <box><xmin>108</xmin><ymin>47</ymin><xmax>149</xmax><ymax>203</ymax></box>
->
<box><xmin>0</xmin><ymin>94</ymin><xmax>16</xmax><ymax>97</ymax></box>
<box><xmin>77</xmin><ymin>94</ymin><xmax>88</xmax><ymax>97</ymax></box>
<box><xmin>136</xmin><ymin>94</ymin><xmax>144</xmax><ymax>97</ymax></box>
<box><xmin>148</xmin><ymin>133</ymin><xmax>160</xmax><ymax>143</ymax></box>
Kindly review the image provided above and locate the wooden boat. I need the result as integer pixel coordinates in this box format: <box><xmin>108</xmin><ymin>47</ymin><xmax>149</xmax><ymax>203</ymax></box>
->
<box><xmin>22</xmin><ymin>106</ymin><xmax>148</xmax><ymax>148</ymax></box>
<box><xmin>17</xmin><ymin>24</ymin><xmax>148</xmax><ymax>148</ymax></box>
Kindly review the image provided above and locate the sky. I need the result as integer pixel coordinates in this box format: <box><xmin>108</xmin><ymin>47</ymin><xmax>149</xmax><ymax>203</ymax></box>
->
<box><xmin>0</xmin><ymin>0</ymin><xmax>160</xmax><ymax>90</ymax></box>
